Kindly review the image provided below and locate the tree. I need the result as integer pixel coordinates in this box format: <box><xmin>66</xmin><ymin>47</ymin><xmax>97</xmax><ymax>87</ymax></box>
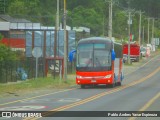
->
<box><xmin>0</xmin><ymin>33</ymin><xmax>3</xmax><ymax>40</ymax></box>
<box><xmin>5</xmin><ymin>0</ymin><xmax>160</xmax><ymax>38</ymax></box>
<box><xmin>0</xmin><ymin>44</ymin><xmax>17</xmax><ymax>61</ymax></box>
<box><xmin>68</xmin><ymin>5</ymin><xmax>104</xmax><ymax>36</ymax></box>
<box><xmin>0</xmin><ymin>34</ymin><xmax>17</xmax><ymax>61</ymax></box>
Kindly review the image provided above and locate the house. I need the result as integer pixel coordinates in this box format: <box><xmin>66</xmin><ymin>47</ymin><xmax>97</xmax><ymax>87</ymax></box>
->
<box><xmin>0</xmin><ymin>15</ymin><xmax>53</xmax><ymax>51</ymax></box>
<box><xmin>0</xmin><ymin>38</ymin><xmax>25</xmax><ymax>51</ymax></box>
<box><xmin>0</xmin><ymin>15</ymin><xmax>30</xmax><ymax>51</ymax></box>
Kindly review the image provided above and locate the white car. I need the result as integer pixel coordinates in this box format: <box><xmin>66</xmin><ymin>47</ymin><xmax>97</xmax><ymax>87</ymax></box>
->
<box><xmin>123</xmin><ymin>54</ymin><xmax>128</xmax><ymax>63</ymax></box>
<box><xmin>140</xmin><ymin>47</ymin><xmax>146</xmax><ymax>57</ymax></box>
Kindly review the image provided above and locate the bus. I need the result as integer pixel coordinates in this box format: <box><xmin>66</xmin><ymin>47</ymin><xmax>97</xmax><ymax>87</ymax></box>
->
<box><xmin>75</xmin><ymin>37</ymin><xmax>124</xmax><ymax>88</ymax></box>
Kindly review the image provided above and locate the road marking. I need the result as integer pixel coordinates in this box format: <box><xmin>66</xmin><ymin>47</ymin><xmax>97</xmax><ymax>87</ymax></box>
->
<box><xmin>0</xmin><ymin>105</ymin><xmax>47</xmax><ymax>111</ymax></box>
<box><xmin>128</xmin><ymin>92</ymin><xmax>160</xmax><ymax>120</ymax></box>
<box><xmin>124</xmin><ymin>54</ymin><xmax>159</xmax><ymax>76</ymax></box>
<box><xmin>0</xmin><ymin>88</ymin><xmax>76</xmax><ymax>106</ymax></box>
<box><xmin>139</xmin><ymin>92</ymin><xmax>160</xmax><ymax>111</ymax></box>
<box><xmin>140</xmin><ymin>54</ymin><xmax>159</xmax><ymax>68</ymax></box>
<box><xmin>24</xmin><ymin>66</ymin><xmax>160</xmax><ymax>120</ymax></box>
<box><xmin>58</xmin><ymin>98</ymin><xmax>81</xmax><ymax>102</ymax></box>
<box><xmin>20</xmin><ymin>98</ymin><xmax>81</xmax><ymax>103</ymax></box>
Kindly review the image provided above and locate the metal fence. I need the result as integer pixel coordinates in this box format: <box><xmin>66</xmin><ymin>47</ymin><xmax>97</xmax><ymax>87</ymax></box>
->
<box><xmin>0</xmin><ymin>58</ymin><xmax>76</xmax><ymax>83</ymax></box>
<box><xmin>0</xmin><ymin>58</ymin><xmax>42</xmax><ymax>83</ymax></box>
<box><xmin>0</xmin><ymin>60</ymin><xmax>17</xmax><ymax>83</ymax></box>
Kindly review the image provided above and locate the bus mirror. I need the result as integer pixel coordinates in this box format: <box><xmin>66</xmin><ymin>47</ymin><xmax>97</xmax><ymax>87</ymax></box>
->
<box><xmin>111</xmin><ymin>49</ymin><xmax>115</xmax><ymax>61</ymax></box>
<box><xmin>69</xmin><ymin>50</ymin><xmax>76</xmax><ymax>62</ymax></box>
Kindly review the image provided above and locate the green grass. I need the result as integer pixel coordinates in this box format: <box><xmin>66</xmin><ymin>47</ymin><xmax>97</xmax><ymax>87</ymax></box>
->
<box><xmin>124</xmin><ymin>61</ymin><xmax>133</xmax><ymax>66</ymax></box>
<box><xmin>0</xmin><ymin>75</ymin><xmax>76</xmax><ymax>95</ymax></box>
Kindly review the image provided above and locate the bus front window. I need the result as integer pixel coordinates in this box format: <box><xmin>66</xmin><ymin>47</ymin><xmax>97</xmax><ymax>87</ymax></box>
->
<box><xmin>94</xmin><ymin>50</ymin><xmax>111</xmax><ymax>67</ymax></box>
<box><xmin>77</xmin><ymin>51</ymin><xmax>93</xmax><ymax>67</ymax></box>
<box><xmin>76</xmin><ymin>43</ymin><xmax>111</xmax><ymax>71</ymax></box>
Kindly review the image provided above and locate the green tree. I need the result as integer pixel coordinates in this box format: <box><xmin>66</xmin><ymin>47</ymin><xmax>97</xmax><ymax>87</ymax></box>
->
<box><xmin>0</xmin><ymin>33</ymin><xmax>3</xmax><ymax>40</ymax></box>
<box><xmin>0</xmin><ymin>34</ymin><xmax>17</xmax><ymax>61</ymax></box>
<box><xmin>8</xmin><ymin>0</ymin><xmax>27</xmax><ymax>15</ymax></box>
<box><xmin>0</xmin><ymin>44</ymin><xmax>17</xmax><ymax>61</ymax></box>
<box><xmin>68</xmin><ymin>5</ymin><xmax>104</xmax><ymax>36</ymax></box>
<box><xmin>5</xmin><ymin>0</ymin><xmax>160</xmax><ymax>38</ymax></box>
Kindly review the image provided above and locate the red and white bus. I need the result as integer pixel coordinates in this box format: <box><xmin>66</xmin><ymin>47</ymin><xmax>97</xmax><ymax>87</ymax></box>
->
<box><xmin>75</xmin><ymin>37</ymin><xmax>124</xmax><ymax>88</ymax></box>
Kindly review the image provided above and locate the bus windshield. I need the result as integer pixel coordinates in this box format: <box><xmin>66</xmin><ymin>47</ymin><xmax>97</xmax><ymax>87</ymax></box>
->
<box><xmin>76</xmin><ymin>43</ymin><xmax>111</xmax><ymax>71</ymax></box>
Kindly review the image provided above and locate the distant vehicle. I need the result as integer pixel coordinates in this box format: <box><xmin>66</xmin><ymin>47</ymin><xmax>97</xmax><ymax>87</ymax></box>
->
<box><xmin>122</xmin><ymin>54</ymin><xmax>132</xmax><ymax>64</ymax></box>
<box><xmin>123</xmin><ymin>54</ymin><xmax>128</xmax><ymax>63</ymax></box>
<box><xmin>140</xmin><ymin>47</ymin><xmax>146</xmax><ymax>57</ymax></box>
<box><xmin>123</xmin><ymin>43</ymin><xmax>140</xmax><ymax>62</ymax></box>
<box><xmin>147</xmin><ymin>44</ymin><xmax>152</xmax><ymax>51</ymax></box>
<box><xmin>75</xmin><ymin>37</ymin><xmax>124</xmax><ymax>88</ymax></box>
<box><xmin>146</xmin><ymin>46</ymin><xmax>151</xmax><ymax>57</ymax></box>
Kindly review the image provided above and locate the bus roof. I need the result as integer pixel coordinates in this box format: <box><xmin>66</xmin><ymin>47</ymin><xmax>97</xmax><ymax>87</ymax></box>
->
<box><xmin>78</xmin><ymin>37</ymin><xmax>112</xmax><ymax>44</ymax></box>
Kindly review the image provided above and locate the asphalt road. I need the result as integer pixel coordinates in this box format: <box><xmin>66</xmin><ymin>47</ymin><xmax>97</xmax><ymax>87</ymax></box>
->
<box><xmin>0</xmin><ymin>54</ymin><xmax>160</xmax><ymax>120</ymax></box>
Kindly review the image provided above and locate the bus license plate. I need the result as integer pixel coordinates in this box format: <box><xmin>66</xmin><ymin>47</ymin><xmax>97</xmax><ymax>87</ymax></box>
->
<box><xmin>91</xmin><ymin>80</ymin><xmax>96</xmax><ymax>83</ymax></box>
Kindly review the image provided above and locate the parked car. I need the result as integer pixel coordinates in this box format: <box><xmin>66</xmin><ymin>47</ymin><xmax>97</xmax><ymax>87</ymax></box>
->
<box><xmin>140</xmin><ymin>47</ymin><xmax>146</xmax><ymax>57</ymax></box>
<box><xmin>123</xmin><ymin>54</ymin><xmax>132</xmax><ymax>64</ymax></box>
<box><xmin>123</xmin><ymin>54</ymin><xmax>128</xmax><ymax>63</ymax></box>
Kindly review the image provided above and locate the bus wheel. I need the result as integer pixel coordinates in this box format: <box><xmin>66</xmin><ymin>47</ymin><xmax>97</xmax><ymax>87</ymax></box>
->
<box><xmin>81</xmin><ymin>85</ymin><xmax>85</xmax><ymax>88</ymax></box>
<box><xmin>117</xmin><ymin>82</ymin><xmax>121</xmax><ymax>86</ymax></box>
<box><xmin>108</xmin><ymin>82</ymin><xmax>115</xmax><ymax>88</ymax></box>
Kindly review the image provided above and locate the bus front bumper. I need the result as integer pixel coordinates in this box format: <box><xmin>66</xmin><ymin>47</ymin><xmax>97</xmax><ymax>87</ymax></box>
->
<box><xmin>76</xmin><ymin>75</ymin><xmax>112</xmax><ymax>85</ymax></box>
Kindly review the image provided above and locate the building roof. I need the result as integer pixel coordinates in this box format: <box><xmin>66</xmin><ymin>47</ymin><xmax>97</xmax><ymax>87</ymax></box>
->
<box><xmin>0</xmin><ymin>14</ymin><xmax>30</xmax><ymax>23</ymax></box>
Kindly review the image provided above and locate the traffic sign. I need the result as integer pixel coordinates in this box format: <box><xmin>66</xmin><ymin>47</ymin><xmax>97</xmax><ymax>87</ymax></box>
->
<box><xmin>32</xmin><ymin>47</ymin><xmax>42</xmax><ymax>58</ymax></box>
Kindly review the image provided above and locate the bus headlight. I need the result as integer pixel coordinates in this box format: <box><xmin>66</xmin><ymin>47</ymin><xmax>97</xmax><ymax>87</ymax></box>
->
<box><xmin>104</xmin><ymin>74</ymin><xmax>112</xmax><ymax>78</ymax></box>
<box><xmin>76</xmin><ymin>75</ymin><xmax>82</xmax><ymax>79</ymax></box>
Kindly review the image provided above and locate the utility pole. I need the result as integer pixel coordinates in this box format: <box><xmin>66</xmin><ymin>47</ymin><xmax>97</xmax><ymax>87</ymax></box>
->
<box><xmin>138</xmin><ymin>11</ymin><xmax>144</xmax><ymax>60</ymax></box>
<box><xmin>123</xmin><ymin>7</ymin><xmax>135</xmax><ymax>64</ymax></box>
<box><xmin>54</xmin><ymin>0</ymin><xmax>60</xmax><ymax>58</ymax></box>
<box><xmin>138</xmin><ymin>11</ymin><xmax>144</xmax><ymax>47</ymax></box>
<box><xmin>108</xmin><ymin>0</ymin><xmax>112</xmax><ymax>40</ymax></box>
<box><xmin>128</xmin><ymin>11</ymin><xmax>131</xmax><ymax>64</ymax></box>
<box><xmin>147</xmin><ymin>18</ymin><xmax>150</xmax><ymax>44</ymax></box>
<box><xmin>142</xmin><ymin>26</ymin><xmax>144</xmax><ymax>45</ymax></box>
<box><xmin>56</xmin><ymin>0</ymin><xmax>60</xmax><ymax>30</ymax></box>
<box><xmin>106</xmin><ymin>0</ymin><xmax>118</xmax><ymax>40</ymax></box>
<box><xmin>147</xmin><ymin>17</ymin><xmax>152</xmax><ymax>44</ymax></box>
<box><xmin>107</xmin><ymin>0</ymin><xmax>119</xmax><ymax>49</ymax></box>
<box><xmin>151</xmin><ymin>18</ymin><xmax>155</xmax><ymax>43</ymax></box>
<box><xmin>63</xmin><ymin>0</ymin><xmax>67</xmax><ymax>81</ymax></box>
<box><xmin>151</xmin><ymin>18</ymin><xmax>155</xmax><ymax>51</ymax></box>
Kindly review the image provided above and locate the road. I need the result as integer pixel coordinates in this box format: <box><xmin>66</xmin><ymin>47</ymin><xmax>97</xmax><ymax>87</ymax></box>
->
<box><xmin>0</xmin><ymin>54</ymin><xmax>160</xmax><ymax>120</ymax></box>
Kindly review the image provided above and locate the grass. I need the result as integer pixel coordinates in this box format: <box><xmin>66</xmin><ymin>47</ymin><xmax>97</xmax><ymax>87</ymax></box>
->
<box><xmin>124</xmin><ymin>62</ymin><xmax>133</xmax><ymax>66</ymax></box>
<box><xmin>0</xmin><ymin>75</ymin><xmax>76</xmax><ymax>96</ymax></box>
